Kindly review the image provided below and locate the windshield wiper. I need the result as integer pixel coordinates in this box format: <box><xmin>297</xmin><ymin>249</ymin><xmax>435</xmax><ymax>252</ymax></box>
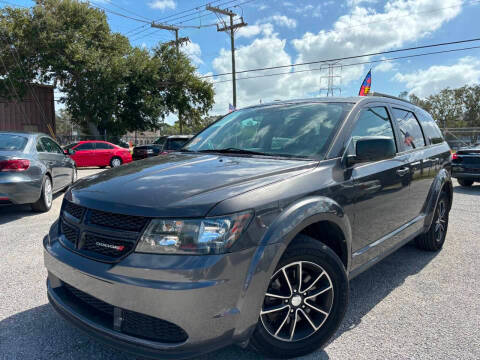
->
<box><xmin>197</xmin><ymin>148</ymin><xmax>269</xmax><ymax>156</ymax></box>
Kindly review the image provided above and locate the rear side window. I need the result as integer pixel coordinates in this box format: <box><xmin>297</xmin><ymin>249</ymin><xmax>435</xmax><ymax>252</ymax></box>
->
<box><xmin>0</xmin><ymin>134</ymin><xmax>28</xmax><ymax>151</ymax></box>
<box><xmin>392</xmin><ymin>108</ymin><xmax>425</xmax><ymax>150</ymax></box>
<box><xmin>95</xmin><ymin>142</ymin><xmax>115</xmax><ymax>149</ymax></box>
<box><xmin>36</xmin><ymin>140</ymin><xmax>44</xmax><ymax>152</ymax></box>
<box><xmin>350</xmin><ymin>107</ymin><xmax>396</xmax><ymax>151</ymax></box>
<box><xmin>416</xmin><ymin>111</ymin><xmax>444</xmax><ymax>145</ymax></box>
<box><xmin>41</xmin><ymin>138</ymin><xmax>64</xmax><ymax>154</ymax></box>
<box><xmin>75</xmin><ymin>142</ymin><xmax>94</xmax><ymax>151</ymax></box>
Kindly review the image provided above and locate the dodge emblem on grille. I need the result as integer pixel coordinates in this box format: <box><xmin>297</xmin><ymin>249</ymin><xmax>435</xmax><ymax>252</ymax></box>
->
<box><xmin>95</xmin><ymin>242</ymin><xmax>125</xmax><ymax>251</ymax></box>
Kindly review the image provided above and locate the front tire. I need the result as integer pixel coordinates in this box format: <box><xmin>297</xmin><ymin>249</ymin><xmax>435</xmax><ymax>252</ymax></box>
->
<box><xmin>415</xmin><ymin>192</ymin><xmax>449</xmax><ymax>251</ymax></box>
<box><xmin>31</xmin><ymin>176</ymin><xmax>53</xmax><ymax>212</ymax></box>
<box><xmin>249</xmin><ymin>235</ymin><xmax>349</xmax><ymax>358</ymax></box>
<box><xmin>458</xmin><ymin>178</ymin><xmax>473</xmax><ymax>187</ymax></box>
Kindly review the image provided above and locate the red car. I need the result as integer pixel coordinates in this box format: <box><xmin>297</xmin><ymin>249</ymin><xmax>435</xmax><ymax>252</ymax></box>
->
<box><xmin>64</xmin><ymin>141</ymin><xmax>132</xmax><ymax>168</ymax></box>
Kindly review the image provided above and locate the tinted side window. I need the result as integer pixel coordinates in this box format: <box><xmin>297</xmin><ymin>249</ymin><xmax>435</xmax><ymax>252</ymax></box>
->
<box><xmin>41</xmin><ymin>138</ymin><xmax>63</xmax><ymax>154</ymax></box>
<box><xmin>75</xmin><ymin>143</ymin><xmax>94</xmax><ymax>151</ymax></box>
<box><xmin>392</xmin><ymin>108</ymin><xmax>425</xmax><ymax>150</ymax></box>
<box><xmin>417</xmin><ymin>110</ymin><xmax>444</xmax><ymax>145</ymax></box>
<box><xmin>350</xmin><ymin>107</ymin><xmax>396</xmax><ymax>152</ymax></box>
<box><xmin>95</xmin><ymin>142</ymin><xmax>114</xmax><ymax>149</ymax></box>
<box><xmin>36</xmin><ymin>140</ymin><xmax>44</xmax><ymax>152</ymax></box>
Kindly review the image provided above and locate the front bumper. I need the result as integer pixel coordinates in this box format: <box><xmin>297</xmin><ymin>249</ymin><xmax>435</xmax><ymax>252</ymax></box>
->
<box><xmin>0</xmin><ymin>173</ymin><xmax>42</xmax><ymax>204</ymax></box>
<box><xmin>44</xmin><ymin>221</ymin><xmax>281</xmax><ymax>358</ymax></box>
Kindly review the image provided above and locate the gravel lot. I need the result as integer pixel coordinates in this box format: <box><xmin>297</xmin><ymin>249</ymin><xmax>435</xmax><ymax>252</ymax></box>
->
<box><xmin>1</xmin><ymin>169</ymin><xmax>479</xmax><ymax>360</ymax></box>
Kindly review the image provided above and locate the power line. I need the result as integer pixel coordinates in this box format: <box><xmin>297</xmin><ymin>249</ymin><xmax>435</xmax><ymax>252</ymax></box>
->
<box><xmin>202</xmin><ymin>37</ymin><xmax>480</xmax><ymax>79</ymax></box>
<box><xmin>156</xmin><ymin>0</ymin><xmax>240</xmax><ymax>24</ymax></box>
<box><xmin>89</xmin><ymin>3</ymin><xmax>151</xmax><ymax>24</ymax></box>
<box><xmin>90</xmin><ymin>0</ymin><xmax>152</xmax><ymax>22</ymax></box>
<box><xmin>211</xmin><ymin>44</ymin><xmax>480</xmax><ymax>84</ymax></box>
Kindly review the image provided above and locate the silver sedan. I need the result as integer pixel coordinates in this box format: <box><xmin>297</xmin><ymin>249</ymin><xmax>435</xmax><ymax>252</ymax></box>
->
<box><xmin>0</xmin><ymin>132</ymin><xmax>76</xmax><ymax>212</ymax></box>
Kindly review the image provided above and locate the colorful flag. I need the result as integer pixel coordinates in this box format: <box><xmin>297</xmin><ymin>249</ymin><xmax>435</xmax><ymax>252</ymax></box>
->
<box><xmin>228</xmin><ymin>103</ymin><xmax>235</xmax><ymax>113</ymax></box>
<box><xmin>358</xmin><ymin>69</ymin><xmax>372</xmax><ymax>96</ymax></box>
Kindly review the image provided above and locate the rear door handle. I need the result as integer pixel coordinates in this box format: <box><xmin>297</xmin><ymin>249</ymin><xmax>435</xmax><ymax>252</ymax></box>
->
<box><xmin>396</xmin><ymin>167</ymin><xmax>410</xmax><ymax>176</ymax></box>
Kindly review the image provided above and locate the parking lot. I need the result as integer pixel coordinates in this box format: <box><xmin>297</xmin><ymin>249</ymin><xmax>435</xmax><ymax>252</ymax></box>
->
<box><xmin>1</xmin><ymin>168</ymin><xmax>479</xmax><ymax>360</ymax></box>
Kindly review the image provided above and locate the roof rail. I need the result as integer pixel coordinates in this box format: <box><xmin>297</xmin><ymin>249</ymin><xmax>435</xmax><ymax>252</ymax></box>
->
<box><xmin>367</xmin><ymin>91</ymin><xmax>413</xmax><ymax>104</ymax></box>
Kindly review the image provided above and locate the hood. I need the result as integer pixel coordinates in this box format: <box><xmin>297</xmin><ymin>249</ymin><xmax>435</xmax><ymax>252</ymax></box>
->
<box><xmin>69</xmin><ymin>152</ymin><xmax>317</xmax><ymax>217</ymax></box>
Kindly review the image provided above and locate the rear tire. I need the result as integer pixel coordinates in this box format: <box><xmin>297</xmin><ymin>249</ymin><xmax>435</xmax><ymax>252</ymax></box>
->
<box><xmin>249</xmin><ymin>235</ymin><xmax>348</xmax><ymax>359</ymax></box>
<box><xmin>457</xmin><ymin>178</ymin><xmax>473</xmax><ymax>187</ymax></box>
<box><xmin>415</xmin><ymin>192</ymin><xmax>449</xmax><ymax>251</ymax></box>
<box><xmin>110</xmin><ymin>157</ymin><xmax>122</xmax><ymax>168</ymax></box>
<box><xmin>31</xmin><ymin>176</ymin><xmax>53</xmax><ymax>212</ymax></box>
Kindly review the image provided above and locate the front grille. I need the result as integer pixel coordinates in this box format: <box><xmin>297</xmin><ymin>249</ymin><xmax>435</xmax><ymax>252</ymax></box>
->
<box><xmin>61</xmin><ymin>221</ymin><xmax>79</xmax><ymax>245</ymax></box>
<box><xmin>89</xmin><ymin>209</ymin><xmax>147</xmax><ymax>232</ymax></box>
<box><xmin>60</xmin><ymin>199</ymin><xmax>148</xmax><ymax>262</ymax></box>
<box><xmin>63</xmin><ymin>282</ymin><xmax>114</xmax><ymax>316</ymax></box>
<box><xmin>82</xmin><ymin>234</ymin><xmax>134</xmax><ymax>259</ymax></box>
<box><xmin>59</xmin><ymin>282</ymin><xmax>188</xmax><ymax>343</ymax></box>
<box><xmin>122</xmin><ymin>309</ymin><xmax>188</xmax><ymax>343</ymax></box>
<box><xmin>64</xmin><ymin>201</ymin><xmax>85</xmax><ymax>220</ymax></box>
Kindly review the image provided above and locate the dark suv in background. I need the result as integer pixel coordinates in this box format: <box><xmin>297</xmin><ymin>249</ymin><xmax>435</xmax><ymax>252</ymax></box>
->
<box><xmin>132</xmin><ymin>135</ymin><xmax>193</xmax><ymax>160</ymax></box>
<box><xmin>44</xmin><ymin>94</ymin><xmax>452</xmax><ymax>359</ymax></box>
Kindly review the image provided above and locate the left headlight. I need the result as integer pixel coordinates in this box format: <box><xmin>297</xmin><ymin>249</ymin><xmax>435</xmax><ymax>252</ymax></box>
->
<box><xmin>136</xmin><ymin>211</ymin><xmax>253</xmax><ymax>255</ymax></box>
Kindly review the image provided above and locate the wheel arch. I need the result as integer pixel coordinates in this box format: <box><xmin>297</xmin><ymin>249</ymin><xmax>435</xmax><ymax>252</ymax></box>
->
<box><xmin>422</xmin><ymin>168</ymin><xmax>453</xmax><ymax>231</ymax></box>
<box><xmin>260</xmin><ymin>196</ymin><xmax>352</xmax><ymax>272</ymax></box>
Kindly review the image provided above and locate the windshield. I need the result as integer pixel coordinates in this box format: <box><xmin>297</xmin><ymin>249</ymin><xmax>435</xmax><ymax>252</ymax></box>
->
<box><xmin>0</xmin><ymin>134</ymin><xmax>28</xmax><ymax>151</ymax></box>
<box><xmin>185</xmin><ymin>102</ymin><xmax>353</xmax><ymax>159</ymax></box>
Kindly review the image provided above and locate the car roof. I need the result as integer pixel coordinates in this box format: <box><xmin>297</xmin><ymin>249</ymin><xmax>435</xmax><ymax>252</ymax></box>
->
<box><xmin>76</xmin><ymin>140</ymin><xmax>116</xmax><ymax>144</ymax></box>
<box><xmin>167</xmin><ymin>135</ymin><xmax>193</xmax><ymax>139</ymax></box>
<box><xmin>0</xmin><ymin>131</ymin><xmax>47</xmax><ymax>137</ymax></box>
<box><xmin>240</xmin><ymin>95</ymin><xmax>419</xmax><ymax>111</ymax></box>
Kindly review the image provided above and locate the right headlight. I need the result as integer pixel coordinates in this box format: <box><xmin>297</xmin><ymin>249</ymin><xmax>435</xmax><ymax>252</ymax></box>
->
<box><xmin>135</xmin><ymin>211</ymin><xmax>253</xmax><ymax>255</ymax></box>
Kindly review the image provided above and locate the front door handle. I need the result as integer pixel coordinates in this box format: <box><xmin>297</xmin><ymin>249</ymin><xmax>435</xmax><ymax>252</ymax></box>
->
<box><xmin>396</xmin><ymin>167</ymin><xmax>410</xmax><ymax>176</ymax></box>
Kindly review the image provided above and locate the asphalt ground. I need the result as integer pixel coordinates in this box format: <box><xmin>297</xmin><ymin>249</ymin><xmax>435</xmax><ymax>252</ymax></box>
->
<box><xmin>1</xmin><ymin>169</ymin><xmax>479</xmax><ymax>360</ymax></box>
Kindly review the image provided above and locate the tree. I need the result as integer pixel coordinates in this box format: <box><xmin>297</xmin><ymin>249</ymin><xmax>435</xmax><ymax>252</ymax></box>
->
<box><xmin>0</xmin><ymin>0</ymin><xmax>214</xmax><ymax>136</ymax></box>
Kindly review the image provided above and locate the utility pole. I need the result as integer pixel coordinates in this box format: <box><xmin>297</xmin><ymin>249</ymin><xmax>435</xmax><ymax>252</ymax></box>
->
<box><xmin>151</xmin><ymin>22</ymin><xmax>189</xmax><ymax>134</ymax></box>
<box><xmin>206</xmin><ymin>5</ymin><xmax>247</xmax><ymax>109</ymax></box>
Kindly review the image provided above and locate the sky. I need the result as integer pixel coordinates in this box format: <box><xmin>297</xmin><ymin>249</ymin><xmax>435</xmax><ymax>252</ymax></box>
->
<box><xmin>5</xmin><ymin>0</ymin><xmax>480</xmax><ymax>120</ymax></box>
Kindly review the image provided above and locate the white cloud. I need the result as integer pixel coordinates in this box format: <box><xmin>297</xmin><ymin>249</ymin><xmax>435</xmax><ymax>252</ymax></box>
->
<box><xmin>268</xmin><ymin>15</ymin><xmax>297</xmax><ymax>28</ymax></box>
<box><xmin>208</xmin><ymin>0</ymin><xmax>465</xmax><ymax>114</ymax></box>
<box><xmin>348</xmin><ymin>0</ymin><xmax>378</xmax><ymax>6</ymax></box>
<box><xmin>295</xmin><ymin>4</ymin><xmax>323</xmax><ymax>17</ymax></box>
<box><xmin>237</xmin><ymin>23</ymin><xmax>274</xmax><ymax>38</ymax></box>
<box><xmin>374</xmin><ymin>58</ymin><xmax>397</xmax><ymax>72</ymax></box>
<box><xmin>182</xmin><ymin>41</ymin><xmax>203</xmax><ymax>65</ymax></box>
<box><xmin>291</xmin><ymin>0</ymin><xmax>462</xmax><ymax>88</ymax></box>
<box><xmin>148</xmin><ymin>0</ymin><xmax>176</xmax><ymax>10</ymax></box>
<box><xmin>211</xmin><ymin>33</ymin><xmax>296</xmax><ymax>112</ymax></box>
<box><xmin>394</xmin><ymin>57</ymin><xmax>480</xmax><ymax>97</ymax></box>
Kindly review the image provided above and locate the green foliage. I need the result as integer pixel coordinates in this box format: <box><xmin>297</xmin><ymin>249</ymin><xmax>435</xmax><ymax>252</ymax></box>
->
<box><xmin>401</xmin><ymin>85</ymin><xmax>480</xmax><ymax>129</ymax></box>
<box><xmin>0</xmin><ymin>0</ymin><xmax>214</xmax><ymax>136</ymax></box>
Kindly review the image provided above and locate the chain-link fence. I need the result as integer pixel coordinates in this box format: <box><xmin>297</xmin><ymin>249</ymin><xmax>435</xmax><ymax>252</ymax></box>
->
<box><xmin>441</xmin><ymin>128</ymin><xmax>480</xmax><ymax>150</ymax></box>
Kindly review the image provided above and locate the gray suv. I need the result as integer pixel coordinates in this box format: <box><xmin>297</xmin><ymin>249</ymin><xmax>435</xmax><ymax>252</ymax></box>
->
<box><xmin>44</xmin><ymin>94</ymin><xmax>452</xmax><ymax>359</ymax></box>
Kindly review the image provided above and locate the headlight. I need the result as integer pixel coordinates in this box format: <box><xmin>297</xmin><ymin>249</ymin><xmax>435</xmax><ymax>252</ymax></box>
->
<box><xmin>136</xmin><ymin>211</ymin><xmax>253</xmax><ymax>255</ymax></box>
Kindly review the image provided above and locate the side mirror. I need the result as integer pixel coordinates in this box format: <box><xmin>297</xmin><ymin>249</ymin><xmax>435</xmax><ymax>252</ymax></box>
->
<box><xmin>67</xmin><ymin>149</ymin><xmax>76</xmax><ymax>155</ymax></box>
<box><xmin>347</xmin><ymin>137</ymin><xmax>396</xmax><ymax>166</ymax></box>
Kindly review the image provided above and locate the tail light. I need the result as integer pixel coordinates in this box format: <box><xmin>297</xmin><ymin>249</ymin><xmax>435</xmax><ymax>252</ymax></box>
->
<box><xmin>451</xmin><ymin>152</ymin><xmax>458</xmax><ymax>161</ymax></box>
<box><xmin>0</xmin><ymin>159</ymin><xmax>30</xmax><ymax>172</ymax></box>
